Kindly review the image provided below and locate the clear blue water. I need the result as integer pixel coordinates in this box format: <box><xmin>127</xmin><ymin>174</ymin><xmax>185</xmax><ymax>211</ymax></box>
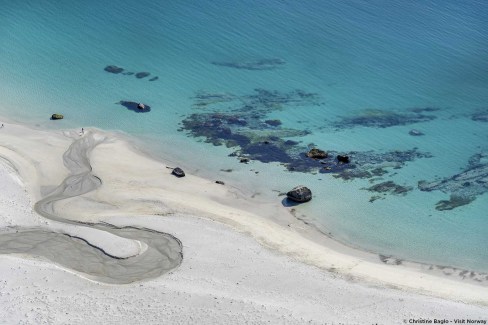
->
<box><xmin>0</xmin><ymin>0</ymin><xmax>487</xmax><ymax>271</ymax></box>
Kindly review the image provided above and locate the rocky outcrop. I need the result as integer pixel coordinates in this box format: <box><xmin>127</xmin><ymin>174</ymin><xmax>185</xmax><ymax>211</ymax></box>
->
<box><xmin>307</xmin><ymin>148</ymin><xmax>327</xmax><ymax>159</ymax></box>
<box><xmin>51</xmin><ymin>114</ymin><xmax>64</xmax><ymax>120</ymax></box>
<box><xmin>137</xmin><ymin>103</ymin><xmax>145</xmax><ymax>110</ymax></box>
<box><xmin>215</xmin><ymin>180</ymin><xmax>225</xmax><ymax>185</ymax></box>
<box><xmin>337</xmin><ymin>155</ymin><xmax>350</xmax><ymax>163</ymax></box>
<box><xmin>172</xmin><ymin>167</ymin><xmax>185</xmax><ymax>177</ymax></box>
<box><xmin>286</xmin><ymin>185</ymin><xmax>312</xmax><ymax>203</ymax></box>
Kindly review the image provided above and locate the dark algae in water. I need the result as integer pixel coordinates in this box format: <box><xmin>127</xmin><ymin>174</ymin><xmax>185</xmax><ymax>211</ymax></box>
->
<box><xmin>179</xmin><ymin>89</ymin><xmax>433</xmax><ymax>199</ymax></box>
<box><xmin>419</xmin><ymin>152</ymin><xmax>488</xmax><ymax>210</ymax></box>
<box><xmin>333</xmin><ymin>108</ymin><xmax>437</xmax><ymax>129</ymax></box>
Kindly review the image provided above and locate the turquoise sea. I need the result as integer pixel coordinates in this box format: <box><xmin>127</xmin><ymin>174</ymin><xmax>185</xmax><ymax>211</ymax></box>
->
<box><xmin>0</xmin><ymin>1</ymin><xmax>487</xmax><ymax>271</ymax></box>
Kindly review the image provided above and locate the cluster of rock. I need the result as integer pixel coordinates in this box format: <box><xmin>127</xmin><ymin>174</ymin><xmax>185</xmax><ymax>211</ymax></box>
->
<box><xmin>104</xmin><ymin>65</ymin><xmax>159</xmax><ymax>81</ymax></box>
<box><xmin>51</xmin><ymin>114</ymin><xmax>64</xmax><ymax>120</ymax></box>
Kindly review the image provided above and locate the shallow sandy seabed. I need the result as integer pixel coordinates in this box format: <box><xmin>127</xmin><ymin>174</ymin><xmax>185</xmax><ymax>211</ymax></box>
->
<box><xmin>0</xmin><ymin>120</ymin><xmax>487</xmax><ymax>324</ymax></box>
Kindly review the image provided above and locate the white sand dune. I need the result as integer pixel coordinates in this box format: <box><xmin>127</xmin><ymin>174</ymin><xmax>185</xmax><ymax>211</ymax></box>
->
<box><xmin>0</xmin><ymin>120</ymin><xmax>487</xmax><ymax>324</ymax></box>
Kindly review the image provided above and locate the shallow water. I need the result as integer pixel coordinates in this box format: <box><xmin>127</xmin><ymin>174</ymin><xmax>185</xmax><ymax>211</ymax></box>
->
<box><xmin>0</xmin><ymin>1</ymin><xmax>487</xmax><ymax>271</ymax></box>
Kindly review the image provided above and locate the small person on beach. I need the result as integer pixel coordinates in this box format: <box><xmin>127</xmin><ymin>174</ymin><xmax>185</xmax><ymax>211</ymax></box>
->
<box><xmin>1</xmin><ymin>124</ymin><xmax>3</xmax><ymax>128</ymax></box>
<box><xmin>81</xmin><ymin>128</ymin><xmax>84</xmax><ymax>135</ymax></box>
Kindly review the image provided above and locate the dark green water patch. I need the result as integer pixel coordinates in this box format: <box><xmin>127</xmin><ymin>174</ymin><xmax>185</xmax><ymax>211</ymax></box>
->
<box><xmin>419</xmin><ymin>152</ymin><xmax>488</xmax><ymax>210</ymax></box>
<box><xmin>364</xmin><ymin>181</ymin><xmax>413</xmax><ymax>203</ymax></box>
<box><xmin>103</xmin><ymin>65</ymin><xmax>158</xmax><ymax>82</ymax></box>
<box><xmin>211</xmin><ymin>58</ymin><xmax>286</xmax><ymax>70</ymax></box>
<box><xmin>180</xmin><ymin>89</ymin><xmax>432</xmax><ymax>201</ymax></box>
<box><xmin>472</xmin><ymin>110</ymin><xmax>488</xmax><ymax>122</ymax></box>
<box><xmin>333</xmin><ymin>109</ymin><xmax>436</xmax><ymax>129</ymax></box>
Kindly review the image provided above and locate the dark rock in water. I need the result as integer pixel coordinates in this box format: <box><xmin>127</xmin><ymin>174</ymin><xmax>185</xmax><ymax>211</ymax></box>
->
<box><xmin>211</xmin><ymin>58</ymin><xmax>286</xmax><ymax>70</ymax></box>
<box><xmin>135</xmin><ymin>72</ymin><xmax>150</xmax><ymax>79</ymax></box>
<box><xmin>265</xmin><ymin>119</ymin><xmax>282</xmax><ymax>127</ymax></box>
<box><xmin>215</xmin><ymin>180</ymin><xmax>225</xmax><ymax>185</ymax></box>
<box><xmin>118</xmin><ymin>101</ymin><xmax>151</xmax><ymax>113</ymax></box>
<box><xmin>51</xmin><ymin>114</ymin><xmax>64</xmax><ymax>120</ymax></box>
<box><xmin>104</xmin><ymin>65</ymin><xmax>124</xmax><ymax>74</ymax></box>
<box><xmin>307</xmin><ymin>148</ymin><xmax>327</xmax><ymax>159</ymax></box>
<box><xmin>286</xmin><ymin>185</ymin><xmax>312</xmax><ymax>203</ymax></box>
<box><xmin>337</xmin><ymin>155</ymin><xmax>350</xmax><ymax>164</ymax></box>
<box><xmin>472</xmin><ymin>110</ymin><xmax>488</xmax><ymax>122</ymax></box>
<box><xmin>240</xmin><ymin>158</ymin><xmax>250</xmax><ymax>163</ymax></box>
<box><xmin>123</xmin><ymin>72</ymin><xmax>135</xmax><ymax>75</ymax></box>
<box><xmin>409</xmin><ymin>129</ymin><xmax>424</xmax><ymax>136</ymax></box>
<box><xmin>172</xmin><ymin>167</ymin><xmax>185</xmax><ymax>177</ymax></box>
<box><xmin>149</xmin><ymin>76</ymin><xmax>159</xmax><ymax>82</ymax></box>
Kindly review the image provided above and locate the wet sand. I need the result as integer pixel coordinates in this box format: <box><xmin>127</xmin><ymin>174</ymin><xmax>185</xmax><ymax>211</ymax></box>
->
<box><xmin>0</xmin><ymin>131</ymin><xmax>182</xmax><ymax>283</ymax></box>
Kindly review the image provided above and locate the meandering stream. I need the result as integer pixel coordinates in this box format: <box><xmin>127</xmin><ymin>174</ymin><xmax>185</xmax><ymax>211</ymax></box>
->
<box><xmin>0</xmin><ymin>133</ymin><xmax>183</xmax><ymax>284</ymax></box>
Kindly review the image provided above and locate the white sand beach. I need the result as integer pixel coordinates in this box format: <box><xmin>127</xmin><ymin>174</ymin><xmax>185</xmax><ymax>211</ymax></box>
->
<box><xmin>0</xmin><ymin>120</ymin><xmax>487</xmax><ymax>324</ymax></box>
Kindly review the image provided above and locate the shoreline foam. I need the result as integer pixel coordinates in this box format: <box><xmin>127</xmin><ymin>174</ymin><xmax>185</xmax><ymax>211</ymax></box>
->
<box><xmin>0</xmin><ymin>119</ymin><xmax>487</xmax><ymax>305</ymax></box>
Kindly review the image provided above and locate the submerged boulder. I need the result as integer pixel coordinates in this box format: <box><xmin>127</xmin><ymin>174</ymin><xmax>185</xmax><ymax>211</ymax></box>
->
<box><xmin>409</xmin><ymin>129</ymin><xmax>424</xmax><ymax>136</ymax></box>
<box><xmin>307</xmin><ymin>148</ymin><xmax>327</xmax><ymax>159</ymax></box>
<box><xmin>51</xmin><ymin>114</ymin><xmax>64</xmax><ymax>120</ymax></box>
<box><xmin>337</xmin><ymin>155</ymin><xmax>350</xmax><ymax>164</ymax></box>
<box><xmin>172</xmin><ymin>167</ymin><xmax>185</xmax><ymax>177</ymax></box>
<box><xmin>286</xmin><ymin>185</ymin><xmax>312</xmax><ymax>203</ymax></box>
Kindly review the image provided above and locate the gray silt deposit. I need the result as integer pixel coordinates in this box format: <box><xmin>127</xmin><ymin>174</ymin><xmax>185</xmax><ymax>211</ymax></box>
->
<box><xmin>0</xmin><ymin>133</ymin><xmax>183</xmax><ymax>284</ymax></box>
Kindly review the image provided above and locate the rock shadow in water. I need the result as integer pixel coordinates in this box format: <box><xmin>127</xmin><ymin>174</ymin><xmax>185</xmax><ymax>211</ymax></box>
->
<box><xmin>118</xmin><ymin>101</ymin><xmax>151</xmax><ymax>113</ymax></box>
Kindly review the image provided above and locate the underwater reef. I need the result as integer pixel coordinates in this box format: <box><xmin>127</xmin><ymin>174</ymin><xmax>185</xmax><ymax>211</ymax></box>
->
<box><xmin>364</xmin><ymin>181</ymin><xmax>413</xmax><ymax>203</ymax></box>
<box><xmin>211</xmin><ymin>58</ymin><xmax>286</xmax><ymax>70</ymax></box>
<box><xmin>104</xmin><ymin>65</ymin><xmax>158</xmax><ymax>81</ymax></box>
<box><xmin>419</xmin><ymin>152</ymin><xmax>488</xmax><ymax>210</ymax></box>
<box><xmin>472</xmin><ymin>110</ymin><xmax>488</xmax><ymax>122</ymax></box>
<box><xmin>333</xmin><ymin>109</ymin><xmax>437</xmax><ymax>129</ymax></box>
<box><xmin>179</xmin><ymin>89</ymin><xmax>432</xmax><ymax>188</ymax></box>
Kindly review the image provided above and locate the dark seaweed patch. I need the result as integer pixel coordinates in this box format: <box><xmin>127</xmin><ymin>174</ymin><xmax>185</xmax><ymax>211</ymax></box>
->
<box><xmin>419</xmin><ymin>152</ymin><xmax>488</xmax><ymax>210</ymax></box>
<box><xmin>104</xmin><ymin>65</ymin><xmax>124</xmax><ymax>74</ymax></box>
<box><xmin>334</xmin><ymin>109</ymin><xmax>436</xmax><ymax>129</ymax></box>
<box><xmin>409</xmin><ymin>107</ymin><xmax>440</xmax><ymax>113</ymax></box>
<box><xmin>472</xmin><ymin>110</ymin><xmax>488</xmax><ymax>122</ymax></box>
<box><xmin>103</xmin><ymin>65</ymin><xmax>158</xmax><ymax>81</ymax></box>
<box><xmin>211</xmin><ymin>58</ymin><xmax>286</xmax><ymax>70</ymax></box>
<box><xmin>118</xmin><ymin>101</ymin><xmax>151</xmax><ymax>113</ymax></box>
<box><xmin>364</xmin><ymin>181</ymin><xmax>412</xmax><ymax>196</ymax></box>
<box><xmin>135</xmin><ymin>72</ymin><xmax>150</xmax><ymax>79</ymax></box>
<box><xmin>180</xmin><ymin>89</ymin><xmax>432</xmax><ymax>190</ymax></box>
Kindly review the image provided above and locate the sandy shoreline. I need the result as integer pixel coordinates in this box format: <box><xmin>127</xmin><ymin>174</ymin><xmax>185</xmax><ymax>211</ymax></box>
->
<box><xmin>0</xmin><ymin>118</ymin><xmax>487</xmax><ymax>322</ymax></box>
